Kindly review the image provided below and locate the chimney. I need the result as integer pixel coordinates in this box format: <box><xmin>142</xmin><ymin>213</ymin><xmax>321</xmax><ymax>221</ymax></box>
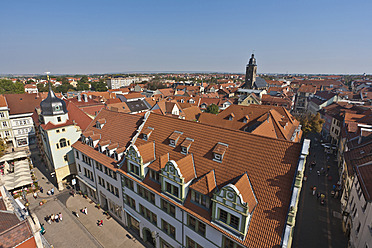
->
<box><xmin>83</xmin><ymin>94</ymin><xmax>88</xmax><ymax>102</ymax></box>
<box><xmin>89</xmin><ymin>95</ymin><xmax>92</xmax><ymax>99</ymax></box>
<box><xmin>77</xmin><ymin>94</ymin><xmax>82</xmax><ymax>102</ymax></box>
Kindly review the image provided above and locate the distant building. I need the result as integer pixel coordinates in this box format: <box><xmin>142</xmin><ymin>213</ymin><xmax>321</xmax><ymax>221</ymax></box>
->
<box><xmin>106</xmin><ymin>77</ymin><xmax>140</xmax><ymax>89</ymax></box>
<box><xmin>24</xmin><ymin>84</ymin><xmax>38</xmax><ymax>94</ymax></box>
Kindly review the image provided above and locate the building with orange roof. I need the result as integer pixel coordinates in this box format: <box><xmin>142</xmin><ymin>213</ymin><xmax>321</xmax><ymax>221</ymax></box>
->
<box><xmin>24</xmin><ymin>84</ymin><xmax>38</xmax><ymax>94</ymax></box>
<box><xmin>293</xmin><ymin>84</ymin><xmax>317</xmax><ymax>114</ymax></box>
<box><xmin>4</xmin><ymin>94</ymin><xmax>43</xmax><ymax>148</ymax></box>
<box><xmin>72</xmin><ymin>110</ymin><xmax>310</xmax><ymax>248</ymax></box>
<box><xmin>198</xmin><ymin>104</ymin><xmax>302</xmax><ymax>142</ymax></box>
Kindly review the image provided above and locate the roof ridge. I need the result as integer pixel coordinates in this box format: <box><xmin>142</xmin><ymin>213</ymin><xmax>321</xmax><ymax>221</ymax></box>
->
<box><xmin>151</xmin><ymin>112</ymin><xmax>298</xmax><ymax>145</ymax></box>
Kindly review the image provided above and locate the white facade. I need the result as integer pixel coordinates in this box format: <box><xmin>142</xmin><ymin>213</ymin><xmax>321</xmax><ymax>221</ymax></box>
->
<box><xmin>9</xmin><ymin>113</ymin><xmax>35</xmax><ymax>147</ymax></box>
<box><xmin>345</xmin><ymin>176</ymin><xmax>372</xmax><ymax>248</ymax></box>
<box><xmin>106</xmin><ymin>77</ymin><xmax>140</xmax><ymax>89</ymax></box>
<box><xmin>0</xmin><ymin>105</ymin><xmax>14</xmax><ymax>147</ymax></box>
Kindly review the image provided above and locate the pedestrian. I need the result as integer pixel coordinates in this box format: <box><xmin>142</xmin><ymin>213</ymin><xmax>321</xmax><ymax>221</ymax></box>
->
<box><xmin>317</xmin><ymin>192</ymin><xmax>321</xmax><ymax>199</ymax></box>
<box><xmin>84</xmin><ymin>207</ymin><xmax>87</xmax><ymax>215</ymax></box>
<box><xmin>312</xmin><ymin>186</ymin><xmax>316</xmax><ymax>195</ymax></box>
<box><xmin>317</xmin><ymin>170</ymin><xmax>320</xmax><ymax>176</ymax></box>
<box><xmin>51</xmin><ymin>188</ymin><xmax>54</xmax><ymax>195</ymax></box>
<box><xmin>47</xmin><ymin>190</ymin><xmax>51</xmax><ymax>196</ymax></box>
<box><xmin>40</xmin><ymin>187</ymin><xmax>44</xmax><ymax>193</ymax></box>
<box><xmin>327</xmin><ymin>165</ymin><xmax>330</xmax><ymax>172</ymax></box>
<box><xmin>47</xmin><ymin>215</ymin><xmax>52</xmax><ymax>224</ymax></box>
<box><xmin>98</xmin><ymin>220</ymin><xmax>103</xmax><ymax>227</ymax></box>
<box><xmin>33</xmin><ymin>192</ymin><xmax>37</xmax><ymax>199</ymax></box>
<box><xmin>51</xmin><ymin>214</ymin><xmax>55</xmax><ymax>222</ymax></box>
<box><xmin>55</xmin><ymin>214</ymin><xmax>59</xmax><ymax>223</ymax></box>
<box><xmin>59</xmin><ymin>212</ymin><xmax>63</xmax><ymax>221</ymax></box>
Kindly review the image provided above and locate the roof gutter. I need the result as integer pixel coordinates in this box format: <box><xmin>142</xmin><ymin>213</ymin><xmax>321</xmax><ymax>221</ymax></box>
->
<box><xmin>281</xmin><ymin>139</ymin><xmax>310</xmax><ymax>248</ymax></box>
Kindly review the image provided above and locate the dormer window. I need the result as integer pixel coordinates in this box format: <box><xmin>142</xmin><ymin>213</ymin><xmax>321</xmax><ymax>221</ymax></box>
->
<box><xmin>243</xmin><ymin>115</ymin><xmax>249</xmax><ymax>123</ymax></box>
<box><xmin>180</xmin><ymin>99</ymin><xmax>184</xmax><ymax>103</ymax></box>
<box><xmin>168</xmin><ymin>131</ymin><xmax>183</xmax><ymax>147</ymax></box>
<box><xmin>180</xmin><ymin>138</ymin><xmax>193</xmax><ymax>155</ymax></box>
<box><xmin>228</xmin><ymin>113</ymin><xmax>234</xmax><ymax>121</ymax></box>
<box><xmin>212</xmin><ymin>142</ymin><xmax>228</xmax><ymax>162</ymax></box>
<box><xmin>189</xmin><ymin>99</ymin><xmax>195</xmax><ymax>104</ymax></box>
<box><xmin>142</xmin><ymin>127</ymin><xmax>154</xmax><ymax>141</ymax></box>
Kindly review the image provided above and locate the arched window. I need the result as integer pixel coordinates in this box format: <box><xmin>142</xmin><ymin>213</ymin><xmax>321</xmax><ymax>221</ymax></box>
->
<box><xmin>59</xmin><ymin>138</ymin><xmax>67</xmax><ymax>148</ymax></box>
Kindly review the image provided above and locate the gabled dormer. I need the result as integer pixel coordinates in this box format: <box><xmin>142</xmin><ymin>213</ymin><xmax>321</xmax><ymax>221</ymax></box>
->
<box><xmin>242</xmin><ymin>115</ymin><xmax>249</xmax><ymax>123</ymax></box>
<box><xmin>98</xmin><ymin>140</ymin><xmax>111</xmax><ymax>154</ymax></box>
<box><xmin>142</xmin><ymin>127</ymin><xmax>154</xmax><ymax>141</ymax></box>
<box><xmin>90</xmin><ymin>133</ymin><xmax>101</xmax><ymax>147</ymax></box>
<box><xmin>212</xmin><ymin>173</ymin><xmax>258</xmax><ymax>238</ymax></box>
<box><xmin>189</xmin><ymin>170</ymin><xmax>217</xmax><ymax>209</ymax></box>
<box><xmin>126</xmin><ymin>142</ymin><xmax>155</xmax><ymax>179</ymax></box>
<box><xmin>212</xmin><ymin>142</ymin><xmax>228</xmax><ymax>163</ymax></box>
<box><xmin>106</xmin><ymin>142</ymin><xmax>118</xmax><ymax>157</ymax></box>
<box><xmin>160</xmin><ymin>154</ymin><xmax>196</xmax><ymax>201</ymax></box>
<box><xmin>228</xmin><ymin>113</ymin><xmax>235</xmax><ymax>121</ymax></box>
<box><xmin>96</xmin><ymin>118</ymin><xmax>106</xmax><ymax>129</ymax></box>
<box><xmin>180</xmin><ymin>138</ymin><xmax>194</xmax><ymax>155</ymax></box>
<box><xmin>168</xmin><ymin>130</ymin><xmax>183</xmax><ymax>147</ymax></box>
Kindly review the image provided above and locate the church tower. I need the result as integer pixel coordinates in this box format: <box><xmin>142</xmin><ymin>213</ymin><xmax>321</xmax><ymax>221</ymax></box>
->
<box><xmin>244</xmin><ymin>54</ymin><xmax>257</xmax><ymax>89</ymax></box>
<box><xmin>40</xmin><ymin>81</ymin><xmax>68</xmax><ymax>125</ymax></box>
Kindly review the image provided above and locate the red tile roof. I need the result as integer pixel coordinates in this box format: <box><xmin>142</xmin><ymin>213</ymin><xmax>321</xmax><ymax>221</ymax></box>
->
<box><xmin>356</xmin><ymin>163</ymin><xmax>372</xmax><ymax>201</ymax></box>
<box><xmin>5</xmin><ymin>93</ymin><xmax>42</xmax><ymax>115</ymax></box>
<box><xmin>130</xmin><ymin>113</ymin><xmax>302</xmax><ymax>247</ymax></box>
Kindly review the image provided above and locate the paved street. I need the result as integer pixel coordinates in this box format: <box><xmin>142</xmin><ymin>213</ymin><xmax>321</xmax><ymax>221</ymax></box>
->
<box><xmin>292</xmin><ymin>133</ymin><xmax>348</xmax><ymax>248</ymax></box>
<box><xmin>25</xmin><ymin>147</ymin><xmax>146</xmax><ymax>248</ymax></box>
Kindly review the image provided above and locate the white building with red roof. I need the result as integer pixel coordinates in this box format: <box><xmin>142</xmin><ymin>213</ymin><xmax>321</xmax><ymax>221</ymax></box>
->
<box><xmin>37</xmin><ymin>85</ymin><xmax>92</xmax><ymax>190</ymax></box>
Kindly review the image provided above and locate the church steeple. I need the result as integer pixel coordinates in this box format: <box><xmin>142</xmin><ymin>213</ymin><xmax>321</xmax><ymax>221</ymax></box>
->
<box><xmin>245</xmin><ymin>54</ymin><xmax>257</xmax><ymax>89</ymax></box>
<box><xmin>40</xmin><ymin>72</ymin><xmax>68</xmax><ymax>116</ymax></box>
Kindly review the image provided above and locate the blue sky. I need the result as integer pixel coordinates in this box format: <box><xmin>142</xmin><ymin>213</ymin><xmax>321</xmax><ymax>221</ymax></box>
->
<box><xmin>1</xmin><ymin>0</ymin><xmax>371</xmax><ymax>74</ymax></box>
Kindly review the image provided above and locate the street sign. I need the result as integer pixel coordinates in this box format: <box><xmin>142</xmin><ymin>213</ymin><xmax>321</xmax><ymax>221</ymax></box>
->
<box><xmin>72</xmin><ymin>179</ymin><xmax>76</xmax><ymax>185</ymax></box>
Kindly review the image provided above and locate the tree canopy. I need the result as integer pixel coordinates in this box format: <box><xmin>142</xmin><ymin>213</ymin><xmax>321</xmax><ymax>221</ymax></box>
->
<box><xmin>299</xmin><ymin>113</ymin><xmax>325</xmax><ymax>135</ymax></box>
<box><xmin>90</xmin><ymin>81</ymin><xmax>107</xmax><ymax>92</ymax></box>
<box><xmin>205</xmin><ymin>104</ymin><xmax>219</xmax><ymax>114</ymax></box>
<box><xmin>0</xmin><ymin>79</ymin><xmax>25</xmax><ymax>94</ymax></box>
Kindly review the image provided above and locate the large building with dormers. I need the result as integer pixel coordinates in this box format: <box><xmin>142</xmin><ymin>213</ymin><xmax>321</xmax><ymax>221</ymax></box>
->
<box><xmin>72</xmin><ymin>108</ymin><xmax>310</xmax><ymax>248</ymax></box>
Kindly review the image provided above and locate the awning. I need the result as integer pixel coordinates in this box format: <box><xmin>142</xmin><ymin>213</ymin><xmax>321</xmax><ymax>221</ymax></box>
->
<box><xmin>0</xmin><ymin>151</ymin><xmax>28</xmax><ymax>162</ymax></box>
<box><xmin>3</xmin><ymin>159</ymin><xmax>33</xmax><ymax>190</ymax></box>
<box><xmin>76</xmin><ymin>175</ymin><xmax>97</xmax><ymax>192</ymax></box>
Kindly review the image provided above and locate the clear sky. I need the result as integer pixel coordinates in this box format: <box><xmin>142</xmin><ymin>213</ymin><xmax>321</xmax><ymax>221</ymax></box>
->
<box><xmin>1</xmin><ymin>0</ymin><xmax>371</xmax><ymax>75</ymax></box>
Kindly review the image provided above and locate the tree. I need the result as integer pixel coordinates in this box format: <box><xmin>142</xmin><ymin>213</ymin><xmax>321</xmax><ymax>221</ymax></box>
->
<box><xmin>90</xmin><ymin>81</ymin><xmax>107</xmax><ymax>92</ymax></box>
<box><xmin>79</xmin><ymin>75</ymin><xmax>89</xmax><ymax>84</ymax></box>
<box><xmin>37</xmin><ymin>83</ymin><xmax>49</xmax><ymax>92</ymax></box>
<box><xmin>76</xmin><ymin>81</ymin><xmax>89</xmax><ymax>91</ymax></box>
<box><xmin>299</xmin><ymin>113</ymin><xmax>325</xmax><ymax>135</ymax></box>
<box><xmin>0</xmin><ymin>79</ymin><xmax>25</xmax><ymax>94</ymax></box>
<box><xmin>0</xmin><ymin>138</ymin><xmax>7</xmax><ymax>157</ymax></box>
<box><xmin>205</xmin><ymin>104</ymin><xmax>219</xmax><ymax>114</ymax></box>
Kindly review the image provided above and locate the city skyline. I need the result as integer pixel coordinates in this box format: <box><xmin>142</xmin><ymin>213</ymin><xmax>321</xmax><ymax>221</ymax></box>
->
<box><xmin>1</xmin><ymin>0</ymin><xmax>372</xmax><ymax>75</ymax></box>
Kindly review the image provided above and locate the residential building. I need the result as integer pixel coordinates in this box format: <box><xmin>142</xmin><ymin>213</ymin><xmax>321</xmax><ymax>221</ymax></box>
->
<box><xmin>0</xmin><ymin>95</ymin><xmax>13</xmax><ymax>147</ymax></box>
<box><xmin>293</xmin><ymin>85</ymin><xmax>317</xmax><ymax>114</ymax></box>
<box><xmin>5</xmin><ymin>94</ymin><xmax>42</xmax><ymax>147</ymax></box>
<box><xmin>106</xmin><ymin>77</ymin><xmax>140</xmax><ymax>89</ymax></box>
<box><xmin>307</xmin><ymin>91</ymin><xmax>340</xmax><ymax>115</ymax></box>
<box><xmin>24</xmin><ymin>84</ymin><xmax>38</xmax><ymax>94</ymax></box>
<box><xmin>72</xmin><ymin>110</ymin><xmax>310</xmax><ymax>248</ymax></box>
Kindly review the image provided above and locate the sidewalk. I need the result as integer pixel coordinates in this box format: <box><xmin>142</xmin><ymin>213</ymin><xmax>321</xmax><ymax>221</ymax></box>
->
<box><xmin>63</xmin><ymin>193</ymin><xmax>145</xmax><ymax>248</ymax></box>
<box><xmin>28</xmin><ymin>147</ymin><xmax>146</xmax><ymax>248</ymax></box>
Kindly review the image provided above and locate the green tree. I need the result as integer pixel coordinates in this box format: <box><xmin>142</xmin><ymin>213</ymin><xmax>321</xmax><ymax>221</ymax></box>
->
<box><xmin>0</xmin><ymin>138</ymin><xmax>7</xmax><ymax>157</ymax></box>
<box><xmin>0</xmin><ymin>79</ymin><xmax>25</xmax><ymax>94</ymax></box>
<box><xmin>299</xmin><ymin>113</ymin><xmax>325</xmax><ymax>135</ymax></box>
<box><xmin>37</xmin><ymin>83</ymin><xmax>49</xmax><ymax>92</ymax></box>
<box><xmin>79</xmin><ymin>75</ymin><xmax>89</xmax><ymax>84</ymax></box>
<box><xmin>13</xmin><ymin>82</ymin><xmax>25</xmax><ymax>93</ymax></box>
<box><xmin>76</xmin><ymin>81</ymin><xmax>89</xmax><ymax>91</ymax></box>
<box><xmin>90</xmin><ymin>81</ymin><xmax>107</xmax><ymax>92</ymax></box>
<box><xmin>206</xmin><ymin>104</ymin><xmax>219</xmax><ymax>114</ymax></box>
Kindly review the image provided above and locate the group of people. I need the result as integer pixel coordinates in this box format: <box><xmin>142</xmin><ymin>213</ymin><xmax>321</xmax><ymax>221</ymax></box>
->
<box><xmin>45</xmin><ymin>213</ymin><xmax>63</xmax><ymax>224</ymax></box>
<box><xmin>46</xmin><ymin>188</ymin><xmax>55</xmax><ymax>196</ymax></box>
